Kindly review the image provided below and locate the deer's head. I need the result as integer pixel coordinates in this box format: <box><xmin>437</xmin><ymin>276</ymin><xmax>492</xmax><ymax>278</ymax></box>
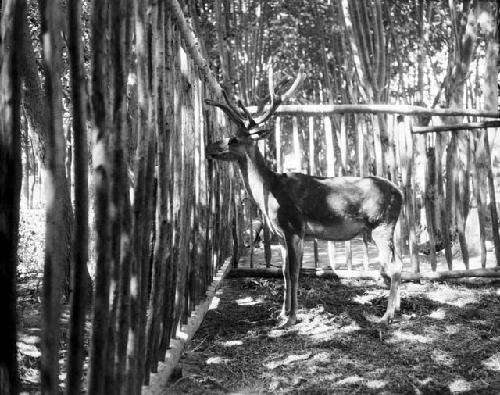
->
<box><xmin>205</xmin><ymin>64</ymin><xmax>305</xmax><ymax>162</ymax></box>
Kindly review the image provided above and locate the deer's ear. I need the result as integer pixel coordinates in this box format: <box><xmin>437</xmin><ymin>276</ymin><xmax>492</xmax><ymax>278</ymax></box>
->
<box><xmin>249</xmin><ymin>128</ymin><xmax>273</xmax><ymax>141</ymax></box>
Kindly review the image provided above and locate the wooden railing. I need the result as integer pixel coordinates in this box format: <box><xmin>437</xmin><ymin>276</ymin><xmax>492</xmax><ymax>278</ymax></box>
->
<box><xmin>241</xmin><ymin>110</ymin><xmax>500</xmax><ymax>279</ymax></box>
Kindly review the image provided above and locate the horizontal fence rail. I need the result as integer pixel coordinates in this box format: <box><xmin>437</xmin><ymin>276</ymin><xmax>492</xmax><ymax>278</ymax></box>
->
<box><xmin>240</xmin><ymin>110</ymin><xmax>500</xmax><ymax>280</ymax></box>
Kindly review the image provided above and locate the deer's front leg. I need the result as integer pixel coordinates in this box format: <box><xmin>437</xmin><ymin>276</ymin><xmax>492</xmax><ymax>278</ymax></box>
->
<box><xmin>280</xmin><ymin>233</ymin><xmax>303</xmax><ymax>327</ymax></box>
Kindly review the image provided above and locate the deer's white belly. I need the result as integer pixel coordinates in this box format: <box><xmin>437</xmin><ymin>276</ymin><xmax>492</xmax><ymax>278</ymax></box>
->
<box><xmin>304</xmin><ymin>220</ymin><xmax>366</xmax><ymax>241</ymax></box>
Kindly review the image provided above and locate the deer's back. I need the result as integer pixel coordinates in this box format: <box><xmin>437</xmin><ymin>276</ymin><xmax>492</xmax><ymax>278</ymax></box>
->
<box><xmin>273</xmin><ymin>173</ymin><xmax>402</xmax><ymax>237</ymax></box>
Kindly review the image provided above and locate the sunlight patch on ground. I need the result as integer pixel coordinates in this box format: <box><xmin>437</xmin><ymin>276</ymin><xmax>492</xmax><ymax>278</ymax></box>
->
<box><xmin>448</xmin><ymin>377</ymin><xmax>472</xmax><ymax>393</ymax></box>
<box><xmin>336</xmin><ymin>375</ymin><xmax>363</xmax><ymax>385</ymax></box>
<box><xmin>206</xmin><ymin>356</ymin><xmax>231</xmax><ymax>364</ymax></box>
<box><xmin>339</xmin><ymin>320</ymin><xmax>361</xmax><ymax>333</ymax></box>
<box><xmin>431</xmin><ymin>349</ymin><xmax>455</xmax><ymax>367</ymax></box>
<box><xmin>366</xmin><ymin>379</ymin><xmax>387</xmax><ymax>389</ymax></box>
<box><xmin>219</xmin><ymin>340</ymin><xmax>243</xmax><ymax>347</ymax></box>
<box><xmin>386</xmin><ymin>329</ymin><xmax>433</xmax><ymax>344</ymax></box>
<box><xmin>295</xmin><ymin>319</ymin><xmax>342</xmax><ymax>342</ymax></box>
<box><xmin>482</xmin><ymin>352</ymin><xmax>500</xmax><ymax>371</ymax></box>
<box><xmin>427</xmin><ymin>287</ymin><xmax>478</xmax><ymax>307</ymax></box>
<box><xmin>267</xmin><ymin>329</ymin><xmax>286</xmax><ymax>338</ymax></box>
<box><xmin>445</xmin><ymin>324</ymin><xmax>460</xmax><ymax>335</ymax></box>
<box><xmin>352</xmin><ymin>293</ymin><xmax>378</xmax><ymax>305</ymax></box>
<box><xmin>264</xmin><ymin>352</ymin><xmax>311</xmax><ymax>370</ymax></box>
<box><xmin>429</xmin><ymin>308</ymin><xmax>446</xmax><ymax>320</ymax></box>
<box><xmin>352</xmin><ymin>289</ymin><xmax>386</xmax><ymax>306</ymax></box>
<box><xmin>311</xmin><ymin>351</ymin><xmax>331</xmax><ymax>364</ymax></box>
<box><xmin>235</xmin><ymin>296</ymin><xmax>264</xmax><ymax>306</ymax></box>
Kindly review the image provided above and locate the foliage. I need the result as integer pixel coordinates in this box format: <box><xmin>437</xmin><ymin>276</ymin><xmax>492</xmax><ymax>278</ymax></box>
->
<box><xmin>194</xmin><ymin>0</ymin><xmax>492</xmax><ymax>108</ymax></box>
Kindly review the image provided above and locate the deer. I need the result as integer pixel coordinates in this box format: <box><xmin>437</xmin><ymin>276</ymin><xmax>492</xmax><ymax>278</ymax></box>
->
<box><xmin>205</xmin><ymin>65</ymin><xmax>403</xmax><ymax>327</ymax></box>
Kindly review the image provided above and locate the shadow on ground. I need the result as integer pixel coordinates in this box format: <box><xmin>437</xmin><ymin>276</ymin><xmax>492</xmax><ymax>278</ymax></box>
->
<box><xmin>165</xmin><ymin>277</ymin><xmax>500</xmax><ymax>394</ymax></box>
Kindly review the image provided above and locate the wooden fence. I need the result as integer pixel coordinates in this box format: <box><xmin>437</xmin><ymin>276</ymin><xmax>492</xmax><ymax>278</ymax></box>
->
<box><xmin>7</xmin><ymin>0</ymin><xmax>500</xmax><ymax>393</ymax></box>
<box><xmin>240</xmin><ymin>110</ymin><xmax>500</xmax><ymax>280</ymax></box>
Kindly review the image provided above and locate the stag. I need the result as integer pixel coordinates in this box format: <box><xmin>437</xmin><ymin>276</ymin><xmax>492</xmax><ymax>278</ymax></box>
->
<box><xmin>205</xmin><ymin>66</ymin><xmax>403</xmax><ymax>327</ymax></box>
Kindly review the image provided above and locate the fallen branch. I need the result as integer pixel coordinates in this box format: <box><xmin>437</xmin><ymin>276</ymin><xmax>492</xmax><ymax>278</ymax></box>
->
<box><xmin>412</xmin><ymin>120</ymin><xmax>500</xmax><ymax>134</ymax></box>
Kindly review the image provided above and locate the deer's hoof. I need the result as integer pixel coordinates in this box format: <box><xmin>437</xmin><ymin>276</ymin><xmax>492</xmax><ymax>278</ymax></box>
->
<box><xmin>377</xmin><ymin>313</ymin><xmax>394</xmax><ymax>325</ymax></box>
<box><xmin>277</xmin><ymin>316</ymin><xmax>297</xmax><ymax>328</ymax></box>
<box><xmin>279</xmin><ymin>308</ymin><xmax>290</xmax><ymax>319</ymax></box>
<box><xmin>376</xmin><ymin>276</ymin><xmax>391</xmax><ymax>289</ymax></box>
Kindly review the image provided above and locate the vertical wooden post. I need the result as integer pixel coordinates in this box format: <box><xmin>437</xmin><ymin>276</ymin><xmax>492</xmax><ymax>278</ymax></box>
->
<box><xmin>357</xmin><ymin>116</ymin><xmax>370</xmax><ymax>270</ymax></box>
<box><xmin>0</xmin><ymin>2</ymin><xmax>24</xmax><ymax>393</ymax></box>
<box><xmin>275</xmin><ymin>116</ymin><xmax>282</xmax><ymax>173</ymax></box>
<box><xmin>470</xmin><ymin>135</ymin><xmax>487</xmax><ymax>267</ymax></box>
<box><xmin>66</xmin><ymin>0</ymin><xmax>89</xmax><ymax>391</ymax></box>
<box><xmin>87</xmin><ymin>0</ymin><xmax>111</xmax><ymax>392</ymax></box>
<box><xmin>420</xmin><ymin>132</ymin><xmax>437</xmax><ymax>270</ymax></box>
<box><xmin>324</xmin><ymin>115</ymin><xmax>336</xmax><ymax>270</ymax></box>
<box><xmin>484</xmin><ymin>134</ymin><xmax>500</xmax><ymax>266</ymax></box>
<box><xmin>402</xmin><ymin>118</ymin><xmax>420</xmax><ymax>273</ymax></box>
<box><xmin>292</xmin><ymin>117</ymin><xmax>301</xmax><ymax>171</ymax></box>
<box><xmin>339</xmin><ymin>115</ymin><xmax>352</xmax><ymax>269</ymax></box>
<box><xmin>443</xmin><ymin>134</ymin><xmax>455</xmax><ymax>269</ymax></box>
<box><xmin>259</xmin><ymin>138</ymin><xmax>272</xmax><ymax>268</ymax></box>
<box><xmin>308</xmin><ymin>116</ymin><xmax>319</xmax><ymax>268</ymax></box>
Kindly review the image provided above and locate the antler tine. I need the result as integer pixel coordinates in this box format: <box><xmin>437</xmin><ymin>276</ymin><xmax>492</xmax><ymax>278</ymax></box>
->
<box><xmin>253</xmin><ymin>64</ymin><xmax>305</xmax><ymax>126</ymax></box>
<box><xmin>255</xmin><ymin>78</ymin><xmax>290</xmax><ymax>113</ymax></box>
<box><xmin>237</xmin><ymin>100</ymin><xmax>256</xmax><ymax>129</ymax></box>
<box><xmin>221</xmin><ymin>90</ymin><xmax>249</xmax><ymax>125</ymax></box>
<box><xmin>205</xmin><ymin>96</ymin><xmax>245</xmax><ymax>127</ymax></box>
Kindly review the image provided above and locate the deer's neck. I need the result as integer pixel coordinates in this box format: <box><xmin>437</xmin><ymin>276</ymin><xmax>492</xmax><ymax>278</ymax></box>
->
<box><xmin>237</xmin><ymin>147</ymin><xmax>277</xmax><ymax>215</ymax></box>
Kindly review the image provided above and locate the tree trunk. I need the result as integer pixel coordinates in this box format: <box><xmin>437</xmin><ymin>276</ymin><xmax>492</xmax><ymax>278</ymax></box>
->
<box><xmin>444</xmin><ymin>0</ymin><xmax>478</xmax><ymax>268</ymax></box>
<box><xmin>87</xmin><ymin>0</ymin><xmax>111</xmax><ymax>393</ymax></box>
<box><xmin>0</xmin><ymin>1</ymin><xmax>24</xmax><ymax>393</ymax></box>
<box><xmin>21</xmin><ymin>0</ymin><xmax>92</xmax><ymax>301</ymax></box>
<box><xmin>477</xmin><ymin>1</ymin><xmax>500</xmax><ymax>265</ymax></box>
<box><xmin>64</xmin><ymin>0</ymin><xmax>89</xmax><ymax>392</ymax></box>
<box><xmin>39</xmin><ymin>0</ymin><xmax>68</xmax><ymax>392</ymax></box>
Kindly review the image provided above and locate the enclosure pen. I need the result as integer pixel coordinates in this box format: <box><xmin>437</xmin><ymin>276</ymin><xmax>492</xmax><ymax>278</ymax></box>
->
<box><xmin>5</xmin><ymin>0</ymin><xmax>500</xmax><ymax>393</ymax></box>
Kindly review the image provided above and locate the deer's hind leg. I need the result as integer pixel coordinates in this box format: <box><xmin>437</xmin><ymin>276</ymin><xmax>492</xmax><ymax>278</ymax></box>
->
<box><xmin>280</xmin><ymin>237</ymin><xmax>291</xmax><ymax>319</ymax></box>
<box><xmin>372</xmin><ymin>224</ymin><xmax>402</xmax><ymax>323</ymax></box>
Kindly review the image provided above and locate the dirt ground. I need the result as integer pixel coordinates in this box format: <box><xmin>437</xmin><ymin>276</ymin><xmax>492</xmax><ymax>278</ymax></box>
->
<box><xmin>164</xmin><ymin>276</ymin><xmax>500</xmax><ymax>394</ymax></box>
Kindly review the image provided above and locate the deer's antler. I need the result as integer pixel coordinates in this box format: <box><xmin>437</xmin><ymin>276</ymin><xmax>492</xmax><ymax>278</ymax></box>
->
<box><xmin>205</xmin><ymin>63</ymin><xmax>305</xmax><ymax>132</ymax></box>
<box><xmin>251</xmin><ymin>63</ymin><xmax>305</xmax><ymax>127</ymax></box>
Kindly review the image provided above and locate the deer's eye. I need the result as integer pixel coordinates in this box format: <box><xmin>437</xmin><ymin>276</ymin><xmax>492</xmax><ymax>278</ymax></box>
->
<box><xmin>228</xmin><ymin>137</ymin><xmax>238</xmax><ymax>145</ymax></box>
